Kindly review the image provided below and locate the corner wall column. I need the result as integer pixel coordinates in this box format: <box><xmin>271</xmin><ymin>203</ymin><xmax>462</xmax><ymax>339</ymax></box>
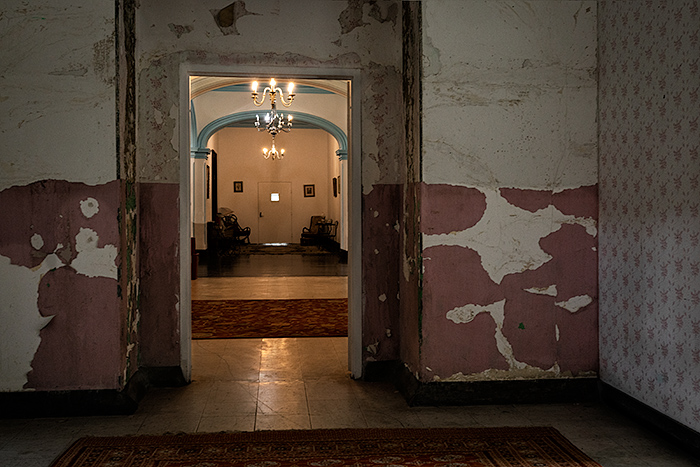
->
<box><xmin>336</xmin><ymin>149</ymin><xmax>348</xmax><ymax>251</ymax></box>
<box><xmin>191</xmin><ymin>148</ymin><xmax>210</xmax><ymax>250</ymax></box>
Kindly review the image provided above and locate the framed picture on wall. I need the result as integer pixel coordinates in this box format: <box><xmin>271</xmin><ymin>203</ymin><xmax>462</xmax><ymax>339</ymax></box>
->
<box><xmin>333</xmin><ymin>177</ymin><xmax>338</xmax><ymax>197</ymax></box>
<box><xmin>233</xmin><ymin>181</ymin><xmax>243</xmax><ymax>193</ymax></box>
<box><xmin>304</xmin><ymin>184</ymin><xmax>315</xmax><ymax>197</ymax></box>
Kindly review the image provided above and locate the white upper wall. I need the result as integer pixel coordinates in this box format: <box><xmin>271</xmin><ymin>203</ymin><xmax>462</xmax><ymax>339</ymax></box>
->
<box><xmin>0</xmin><ymin>1</ymin><xmax>117</xmax><ymax>191</ymax></box>
<box><xmin>422</xmin><ymin>0</ymin><xmax>597</xmax><ymax>190</ymax></box>
<box><xmin>136</xmin><ymin>0</ymin><xmax>402</xmax><ymax>186</ymax></box>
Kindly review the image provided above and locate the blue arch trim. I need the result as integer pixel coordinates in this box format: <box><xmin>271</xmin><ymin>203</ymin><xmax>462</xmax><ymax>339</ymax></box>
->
<box><xmin>196</xmin><ymin>110</ymin><xmax>347</xmax><ymax>157</ymax></box>
<box><xmin>190</xmin><ymin>100</ymin><xmax>198</xmax><ymax>148</ymax></box>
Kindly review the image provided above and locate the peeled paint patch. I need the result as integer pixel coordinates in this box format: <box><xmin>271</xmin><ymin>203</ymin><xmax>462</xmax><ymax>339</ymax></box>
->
<box><xmin>169</xmin><ymin>105</ymin><xmax>178</xmax><ymax>151</ymax></box>
<box><xmin>80</xmin><ymin>197</ymin><xmax>99</xmax><ymax>218</ymax></box>
<box><xmin>446</xmin><ymin>299</ymin><xmax>527</xmax><ymax>371</ymax></box>
<box><xmin>433</xmin><ymin>364</ymin><xmax>566</xmax><ymax>382</ymax></box>
<box><xmin>423</xmin><ymin>188</ymin><xmax>597</xmax><ymax>284</ymax></box>
<box><xmin>30</xmin><ymin>234</ymin><xmax>44</xmax><ymax>250</ymax></box>
<box><xmin>0</xmin><ymin>253</ymin><xmax>61</xmax><ymax>391</ymax></box>
<box><xmin>71</xmin><ymin>228</ymin><xmax>118</xmax><ymax>279</ymax></box>
<box><xmin>499</xmin><ymin>187</ymin><xmax>598</xmax><ymax>219</ymax></box>
<box><xmin>524</xmin><ymin>285</ymin><xmax>557</xmax><ymax>296</ymax></box>
<box><xmin>446</xmin><ymin>300</ymin><xmax>504</xmax><ymax>324</ymax></box>
<box><xmin>556</xmin><ymin>295</ymin><xmax>593</xmax><ymax>313</ymax></box>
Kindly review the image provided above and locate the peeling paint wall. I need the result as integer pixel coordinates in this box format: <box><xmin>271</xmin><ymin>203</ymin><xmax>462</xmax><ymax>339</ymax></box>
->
<box><xmin>0</xmin><ymin>1</ymin><xmax>128</xmax><ymax>393</ymax></box>
<box><xmin>135</xmin><ymin>0</ymin><xmax>404</xmax><ymax>369</ymax></box>
<box><xmin>0</xmin><ymin>181</ymin><xmax>123</xmax><ymax>390</ymax></box>
<box><xmin>598</xmin><ymin>0</ymin><xmax>700</xmax><ymax>432</ymax></box>
<box><xmin>139</xmin><ymin>183</ymin><xmax>181</xmax><ymax>368</ymax></box>
<box><xmin>417</xmin><ymin>1</ymin><xmax>598</xmax><ymax>383</ymax></box>
<box><xmin>399</xmin><ymin>1</ymin><xmax>423</xmax><ymax>375</ymax></box>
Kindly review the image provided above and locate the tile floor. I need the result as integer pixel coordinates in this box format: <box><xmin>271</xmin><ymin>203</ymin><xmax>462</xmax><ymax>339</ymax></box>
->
<box><xmin>1</xmin><ymin>276</ymin><xmax>698</xmax><ymax>466</ymax></box>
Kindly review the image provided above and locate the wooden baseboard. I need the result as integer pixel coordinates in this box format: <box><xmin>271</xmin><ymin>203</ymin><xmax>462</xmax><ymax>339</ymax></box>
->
<box><xmin>599</xmin><ymin>381</ymin><xmax>700</xmax><ymax>457</ymax></box>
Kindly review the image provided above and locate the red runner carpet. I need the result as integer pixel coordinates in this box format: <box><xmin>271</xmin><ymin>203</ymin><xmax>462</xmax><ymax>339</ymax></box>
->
<box><xmin>192</xmin><ymin>299</ymin><xmax>348</xmax><ymax>338</ymax></box>
<box><xmin>50</xmin><ymin>427</ymin><xmax>602</xmax><ymax>467</ymax></box>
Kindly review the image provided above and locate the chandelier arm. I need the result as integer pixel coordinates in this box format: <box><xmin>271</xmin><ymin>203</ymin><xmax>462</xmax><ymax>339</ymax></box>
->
<box><xmin>278</xmin><ymin>93</ymin><xmax>295</xmax><ymax>107</ymax></box>
<box><xmin>251</xmin><ymin>93</ymin><xmax>266</xmax><ymax>107</ymax></box>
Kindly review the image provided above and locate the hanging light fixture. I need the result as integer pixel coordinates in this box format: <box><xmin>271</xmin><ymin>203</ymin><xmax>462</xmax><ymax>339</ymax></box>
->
<box><xmin>251</xmin><ymin>78</ymin><xmax>295</xmax><ymax>137</ymax></box>
<box><xmin>262</xmin><ymin>136</ymin><xmax>285</xmax><ymax>160</ymax></box>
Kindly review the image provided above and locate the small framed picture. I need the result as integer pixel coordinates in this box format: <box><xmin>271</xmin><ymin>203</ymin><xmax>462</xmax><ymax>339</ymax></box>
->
<box><xmin>333</xmin><ymin>177</ymin><xmax>338</xmax><ymax>197</ymax></box>
<box><xmin>304</xmin><ymin>184</ymin><xmax>315</xmax><ymax>197</ymax></box>
<box><xmin>233</xmin><ymin>181</ymin><xmax>243</xmax><ymax>193</ymax></box>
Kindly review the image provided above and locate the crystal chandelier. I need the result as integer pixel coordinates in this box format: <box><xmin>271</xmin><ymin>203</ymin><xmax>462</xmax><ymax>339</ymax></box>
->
<box><xmin>251</xmin><ymin>78</ymin><xmax>295</xmax><ymax>137</ymax></box>
<box><xmin>262</xmin><ymin>137</ymin><xmax>285</xmax><ymax>160</ymax></box>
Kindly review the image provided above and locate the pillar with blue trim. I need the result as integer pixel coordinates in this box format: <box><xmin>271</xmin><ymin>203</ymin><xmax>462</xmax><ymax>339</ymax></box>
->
<box><xmin>191</xmin><ymin>147</ymin><xmax>210</xmax><ymax>251</ymax></box>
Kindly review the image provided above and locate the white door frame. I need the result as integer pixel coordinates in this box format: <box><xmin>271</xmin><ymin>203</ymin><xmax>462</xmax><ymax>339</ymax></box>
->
<box><xmin>179</xmin><ymin>64</ymin><xmax>363</xmax><ymax>379</ymax></box>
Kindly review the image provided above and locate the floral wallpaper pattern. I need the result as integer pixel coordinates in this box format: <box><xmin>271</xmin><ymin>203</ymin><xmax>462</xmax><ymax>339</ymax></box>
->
<box><xmin>598</xmin><ymin>0</ymin><xmax>700</xmax><ymax>431</ymax></box>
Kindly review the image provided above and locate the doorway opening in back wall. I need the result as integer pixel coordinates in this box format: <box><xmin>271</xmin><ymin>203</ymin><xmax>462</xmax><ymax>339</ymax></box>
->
<box><xmin>183</xmin><ymin>72</ymin><xmax>362</xmax><ymax>379</ymax></box>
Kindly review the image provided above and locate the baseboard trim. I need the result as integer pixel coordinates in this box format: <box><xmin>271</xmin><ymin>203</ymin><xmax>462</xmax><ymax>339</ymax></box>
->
<box><xmin>0</xmin><ymin>371</ymin><xmax>147</xmax><ymax>418</ymax></box>
<box><xmin>599</xmin><ymin>381</ymin><xmax>700</xmax><ymax>457</ymax></box>
<box><xmin>140</xmin><ymin>366</ymin><xmax>188</xmax><ymax>388</ymax></box>
<box><xmin>0</xmin><ymin>366</ymin><xmax>187</xmax><ymax>418</ymax></box>
<box><xmin>386</xmin><ymin>362</ymin><xmax>598</xmax><ymax>406</ymax></box>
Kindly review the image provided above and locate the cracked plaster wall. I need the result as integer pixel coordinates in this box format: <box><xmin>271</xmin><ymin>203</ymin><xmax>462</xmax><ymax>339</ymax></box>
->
<box><xmin>136</xmin><ymin>0</ymin><xmax>404</xmax><ymax>368</ymax></box>
<box><xmin>417</xmin><ymin>1</ymin><xmax>598</xmax><ymax>383</ymax></box>
<box><xmin>0</xmin><ymin>1</ymin><xmax>117</xmax><ymax>191</ymax></box>
<box><xmin>0</xmin><ymin>1</ymin><xmax>129</xmax><ymax>392</ymax></box>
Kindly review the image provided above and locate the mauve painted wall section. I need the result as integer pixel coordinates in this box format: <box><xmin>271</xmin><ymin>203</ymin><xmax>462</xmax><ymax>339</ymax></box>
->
<box><xmin>598</xmin><ymin>0</ymin><xmax>700</xmax><ymax>431</ymax></box>
<box><xmin>0</xmin><ymin>181</ymin><xmax>123</xmax><ymax>391</ymax></box>
<box><xmin>418</xmin><ymin>1</ymin><xmax>598</xmax><ymax>383</ymax></box>
<box><xmin>139</xmin><ymin>183</ymin><xmax>181</xmax><ymax>368</ymax></box>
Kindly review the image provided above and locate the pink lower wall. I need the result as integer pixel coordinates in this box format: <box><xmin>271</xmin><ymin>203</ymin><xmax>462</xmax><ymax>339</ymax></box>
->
<box><xmin>139</xmin><ymin>182</ymin><xmax>181</xmax><ymax>368</ymax></box>
<box><xmin>0</xmin><ymin>180</ymin><xmax>124</xmax><ymax>391</ymax></box>
<box><xmin>419</xmin><ymin>184</ymin><xmax>598</xmax><ymax>381</ymax></box>
<box><xmin>362</xmin><ymin>185</ymin><xmax>402</xmax><ymax>365</ymax></box>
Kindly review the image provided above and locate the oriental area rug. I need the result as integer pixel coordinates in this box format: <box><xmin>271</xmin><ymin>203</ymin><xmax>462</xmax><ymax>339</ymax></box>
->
<box><xmin>50</xmin><ymin>427</ymin><xmax>602</xmax><ymax>467</ymax></box>
<box><xmin>191</xmin><ymin>298</ymin><xmax>348</xmax><ymax>338</ymax></box>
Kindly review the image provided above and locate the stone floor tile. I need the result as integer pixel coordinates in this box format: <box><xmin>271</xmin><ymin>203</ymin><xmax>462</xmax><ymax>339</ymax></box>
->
<box><xmin>197</xmin><ymin>414</ymin><xmax>256</xmax><ymax>433</ymax></box>
<box><xmin>255</xmin><ymin>414</ymin><xmax>311</xmax><ymax>431</ymax></box>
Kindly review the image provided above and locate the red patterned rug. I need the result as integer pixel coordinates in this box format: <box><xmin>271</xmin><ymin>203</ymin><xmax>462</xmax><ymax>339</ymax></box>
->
<box><xmin>50</xmin><ymin>427</ymin><xmax>602</xmax><ymax>467</ymax></box>
<box><xmin>192</xmin><ymin>299</ymin><xmax>347</xmax><ymax>338</ymax></box>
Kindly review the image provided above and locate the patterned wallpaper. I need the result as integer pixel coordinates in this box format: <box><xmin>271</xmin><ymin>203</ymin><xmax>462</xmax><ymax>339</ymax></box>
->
<box><xmin>598</xmin><ymin>0</ymin><xmax>700</xmax><ymax>431</ymax></box>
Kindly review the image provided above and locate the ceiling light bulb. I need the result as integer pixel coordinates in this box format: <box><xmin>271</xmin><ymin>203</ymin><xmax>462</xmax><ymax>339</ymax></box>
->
<box><xmin>252</xmin><ymin>81</ymin><xmax>258</xmax><ymax>92</ymax></box>
<box><xmin>288</xmin><ymin>82</ymin><xmax>294</xmax><ymax>93</ymax></box>
<box><xmin>270</xmin><ymin>78</ymin><xmax>276</xmax><ymax>88</ymax></box>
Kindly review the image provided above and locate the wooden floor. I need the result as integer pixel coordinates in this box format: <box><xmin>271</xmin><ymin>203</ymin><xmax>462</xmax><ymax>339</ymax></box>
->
<box><xmin>192</xmin><ymin>276</ymin><xmax>347</xmax><ymax>300</ymax></box>
<box><xmin>196</xmin><ymin>244</ymin><xmax>348</xmax><ymax>278</ymax></box>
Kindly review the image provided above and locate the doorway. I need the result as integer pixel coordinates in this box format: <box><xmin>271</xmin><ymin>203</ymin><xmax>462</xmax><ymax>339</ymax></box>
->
<box><xmin>257</xmin><ymin>182</ymin><xmax>292</xmax><ymax>244</ymax></box>
<box><xmin>180</xmin><ymin>68</ymin><xmax>362</xmax><ymax>381</ymax></box>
